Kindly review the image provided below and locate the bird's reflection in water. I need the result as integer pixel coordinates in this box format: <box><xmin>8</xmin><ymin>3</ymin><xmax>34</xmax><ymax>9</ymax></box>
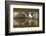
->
<box><xmin>13</xmin><ymin>14</ymin><xmax>39</xmax><ymax>28</ymax></box>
